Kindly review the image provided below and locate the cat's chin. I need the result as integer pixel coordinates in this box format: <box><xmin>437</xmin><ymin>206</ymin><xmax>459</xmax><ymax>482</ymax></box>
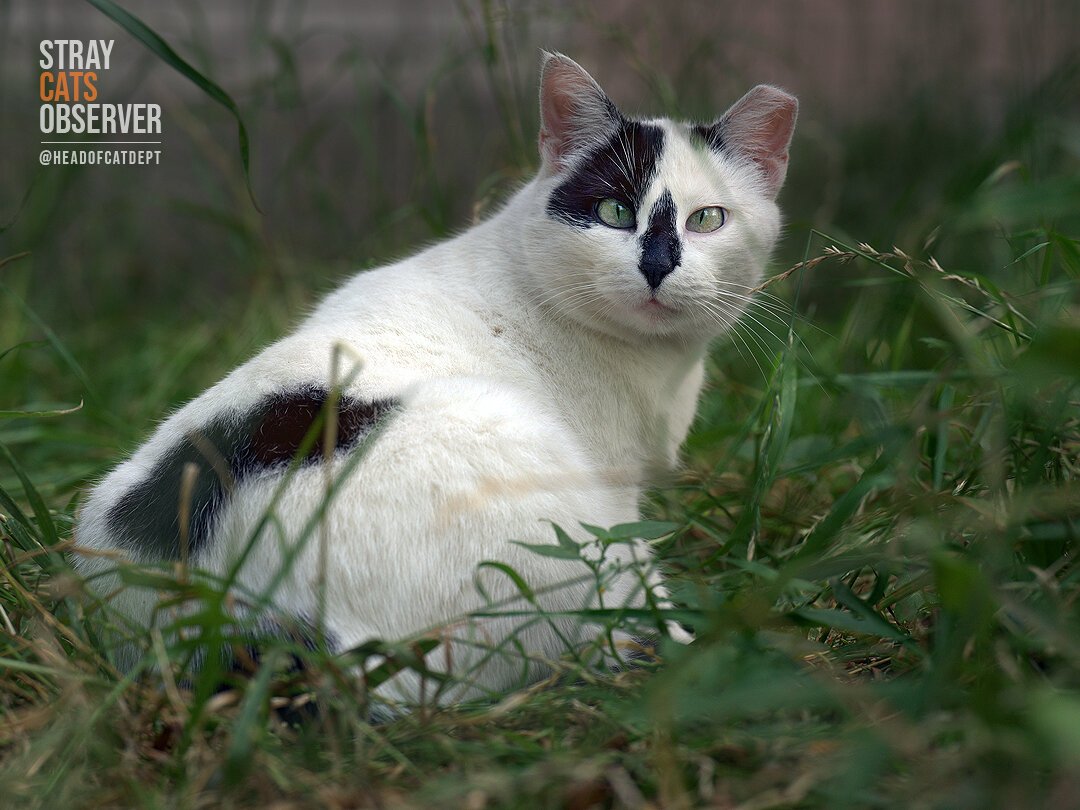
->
<box><xmin>639</xmin><ymin>298</ymin><xmax>676</xmax><ymax>315</ymax></box>
<box><xmin>588</xmin><ymin>294</ymin><xmax>704</xmax><ymax>342</ymax></box>
<box><xmin>630</xmin><ymin>297</ymin><xmax>682</xmax><ymax>332</ymax></box>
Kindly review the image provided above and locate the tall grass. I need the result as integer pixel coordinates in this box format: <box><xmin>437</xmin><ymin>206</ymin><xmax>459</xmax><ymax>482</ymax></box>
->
<box><xmin>1</xmin><ymin>2</ymin><xmax>1079</xmax><ymax>807</ymax></box>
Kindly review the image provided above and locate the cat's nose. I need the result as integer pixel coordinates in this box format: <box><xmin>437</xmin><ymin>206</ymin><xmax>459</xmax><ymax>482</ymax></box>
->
<box><xmin>639</xmin><ymin>190</ymin><xmax>680</xmax><ymax>290</ymax></box>
<box><xmin>639</xmin><ymin>233</ymin><xmax>678</xmax><ymax>290</ymax></box>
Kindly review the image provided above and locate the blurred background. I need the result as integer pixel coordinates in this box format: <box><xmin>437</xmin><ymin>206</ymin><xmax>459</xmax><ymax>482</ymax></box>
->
<box><xmin>0</xmin><ymin>0</ymin><xmax>1077</xmax><ymax>478</ymax></box>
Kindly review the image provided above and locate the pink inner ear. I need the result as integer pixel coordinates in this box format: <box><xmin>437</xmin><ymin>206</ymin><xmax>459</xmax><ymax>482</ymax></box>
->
<box><xmin>538</xmin><ymin>54</ymin><xmax>616</xmax><ymax>172</ymax></box>
<box><xmin>539</xmin><ymin>71</ymin><xmax>579</xmax><ymax>165</ymax></box>
<box><xmin>719</xmin><ymin>85</ymin><xmax>798</xmax><ymax>199</ymax></box>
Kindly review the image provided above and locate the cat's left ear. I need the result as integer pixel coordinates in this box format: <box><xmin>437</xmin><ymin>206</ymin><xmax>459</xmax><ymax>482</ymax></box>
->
<box><xmin>538</xmin><ymin>52</ymin><xmax>621</xmax><ymax>175</ymax></box>
<box><xmin>701</xmin><ymin>85</ymin><xmax>798</xmax><ymax>199</ymax></box>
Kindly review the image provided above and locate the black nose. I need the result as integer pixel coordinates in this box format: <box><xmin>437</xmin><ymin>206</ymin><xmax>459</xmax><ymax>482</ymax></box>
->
<box><xmin>640</xmin><ymin>236</ymin><xmax>677</xmax><ymax>290</ymax></box>
<box><xmin>638</xmin><ymin>190</ymin><xmax>681</xmax><ymax>290</ymax></box>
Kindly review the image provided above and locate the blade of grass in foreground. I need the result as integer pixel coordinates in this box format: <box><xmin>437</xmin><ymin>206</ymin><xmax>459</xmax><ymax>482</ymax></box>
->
<box><xmin>1</xmin><ymin>443</ymin><xmax>58</xmax><ymax>548</ymax></box>
<box><xmin>83</xmin><ymin>0</ymin><xmax>260</xmax><ymax>211</ymax></box>
<box><xmin>0</xmin><ymin>402</ymin><xmax>83</xmax><ymax>420</ymax></box>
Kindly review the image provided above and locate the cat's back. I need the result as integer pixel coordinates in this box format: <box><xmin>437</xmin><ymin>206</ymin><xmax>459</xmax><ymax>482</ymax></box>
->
<box><xmin>73</xmin><ymin>230</ymin><xmax>552</xmax><ymax>558</ymax></box>
<box><xmin>193</xmin><ymin>224</ymin><xmax>529</xmax><ymax>409</ymax></box>
<box><xmin>303</xmin><ymin>239</ymin><xmax>527</xmax><ymax>387</ymax></box>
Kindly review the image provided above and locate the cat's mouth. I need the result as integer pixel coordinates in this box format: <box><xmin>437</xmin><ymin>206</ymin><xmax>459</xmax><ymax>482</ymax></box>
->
<box><xmin>639</xmin><ymin>296</ymin><xmax>676</xmax><ymax>315</ymax></box>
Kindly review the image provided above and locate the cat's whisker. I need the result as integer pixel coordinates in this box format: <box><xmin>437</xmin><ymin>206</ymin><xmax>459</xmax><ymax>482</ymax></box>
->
<box><xmin>534</xmin><ymin>280</ymin><xmax>605</xmax><ymax>311</ymax></box>
<box><xmin>697</xmin><ymin>300</ymin><xmax>771</xmax><ymax>383</ymax></box>
<box><xmin>541</xmin><ymin>279</ymin><xmax>818</xmax><ymax>380</ymax></box>
<box><xmin>705</xmin><ymin>285</ymin><xmax>820</xmax><ymax>341</ymax></box>
<box><xmin>604</xmin><ymin>152</ymin><xmax>631</xmax><ymax>190</ymax></box>
<box><xmin>710</xmin><ymin>283</ymin><xmax>792</xmax><ymax>314</ymax></box>
<box><xmin>715</xmin><ymin>296</ymin><xmax>830</xmax><ymax>369</ymax></box>
<box><xmin>711</xmin><ymin>292</ymin><xmax>793</xmax><ymax>325</ymax></box>
<box><xmin>705</xmin><ymin>292</ymin><xmax>795</xmax><ymax>344</ymax></box>
<box><xmin>594</xmin><ymin>166</ymin><xmax>624</xmax><ymax>196</ymax></box>
<box><xmin>706</xmin><ymin>292</ymin><xmax>823</xmax><ymax>372</ymax></box>
<box><xmin>708</xmin><ymin>301</ymin><xmax>780</xmax><ymax>364</ymax></box>
<box><xmin>614</xmin><ymin>128</ymin><xmax>636</xmax><ymax>187</ymax></box>
<box><xmin>545</xmin><ymin>283</ymin><xmax>615</xmax><ymax>325</ymax></box>
<box><xmin>552</xmin><ymin>287</ymin><xmax>610</xmax><ymax>311</ymax></box>
<box><xmin>715</xmin><ymin>298</ymin><xmax>790</xmax><ymax>346</ymax></box>
<box><xmin>716</xmin><ymin>315</ymin><xmax>779</xmax><ymax>382</ymax></box>
<box><xmin>710</xmin><ymin>289</ymin><xmax>823</xmax><ymax>337</ymax></box>
<box><xmin>535</xmin><ymin>283</ymin><xmax>595</xmax><ymax>307</ymax></box>
<box><xmin>737</xmin><ymin>323</ymin><xmax>781</xmax><ymax>379</ymax></box>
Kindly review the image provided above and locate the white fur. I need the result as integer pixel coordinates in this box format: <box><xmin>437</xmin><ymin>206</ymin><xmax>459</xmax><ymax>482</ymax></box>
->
<box><xmin>74</xmin><ymin>56</ymin><xmax>793</xmax><ymax>708</ymax></box>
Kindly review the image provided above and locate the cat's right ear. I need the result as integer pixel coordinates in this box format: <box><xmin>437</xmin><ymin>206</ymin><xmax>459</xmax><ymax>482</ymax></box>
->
<box><xmin>538</xmin><ymin>52</ymin><xmax>620</xmax><ymax>175</ymax></box>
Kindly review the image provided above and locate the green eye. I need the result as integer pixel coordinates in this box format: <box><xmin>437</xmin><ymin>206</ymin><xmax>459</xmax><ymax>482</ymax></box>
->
<box><xmin>595</xmin><ymin>198</ymin><xmax>636</xmax><ymax>229</ymax></box>
<box><xmin>686</xmin><ymin>206</ymin><xmax>727</xmax><ymax>233</ymax></box>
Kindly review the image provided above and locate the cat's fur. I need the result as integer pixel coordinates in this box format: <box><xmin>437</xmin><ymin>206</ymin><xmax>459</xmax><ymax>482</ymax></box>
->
<box><xmin>74</xmin><ymin>54</ymin><xmax>797</xmax><ymax>706</ymax></box>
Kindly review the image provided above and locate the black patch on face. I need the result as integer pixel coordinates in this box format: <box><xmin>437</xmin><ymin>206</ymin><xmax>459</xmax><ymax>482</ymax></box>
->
<box><xmin>106</xmin><ymin>386</ymin><xmax>397</xmax><ymax>560</ymax></box>
<box><xmin>639</xmin><ymin>190</ymin><xmax>681</xmax><ymax>290</ymax></box>
<box><xmin>546</xmin><ymin>117</ymin><xmax>665</xmax><ymax>228</ymax></box>
<box><xmin>691</xmin><ymin>121</ymin><xmax>725</xmax><ymax>153</ymax></box>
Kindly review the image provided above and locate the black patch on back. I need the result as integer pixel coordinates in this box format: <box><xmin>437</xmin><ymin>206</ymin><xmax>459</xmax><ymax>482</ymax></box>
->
<box><xmin>245</xmin><ymin>389</ymin><xmax>390</xmax><ymax>468</ymax></box>
<box><xmin>546</xmin><ymin>117</ymin><xmax>665</xmax><ymax>228</ymax></box>
<box><xmin>106</xmin><ymin>386</ymin><xmax>397</xmax><ymax>560</ymax></box>
<box><xmin>639</xmin><ymin>190</ymin><xmax>681</xmax><ymax>290</ymax></box>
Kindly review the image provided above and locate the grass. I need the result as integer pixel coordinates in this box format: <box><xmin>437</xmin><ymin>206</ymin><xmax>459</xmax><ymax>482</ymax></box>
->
<box><xmin>2</xmin><ymin>2</ymin><xmax>1080</xmax><ymax>807</ymax></box>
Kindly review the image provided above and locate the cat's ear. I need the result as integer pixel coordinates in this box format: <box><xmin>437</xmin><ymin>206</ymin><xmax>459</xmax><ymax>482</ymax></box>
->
<box><xmin>538</xmin><ymin>52</ymin><xmax>620</xmax><ymax>174</ymax></box>
<box><xmin>702</xmin><ymin>85</ymin><xmax>798</xmax><ymax>199</ymax></box>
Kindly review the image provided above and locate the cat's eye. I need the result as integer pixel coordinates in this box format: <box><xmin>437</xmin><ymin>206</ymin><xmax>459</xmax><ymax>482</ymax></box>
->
<box><xmin>686</xmin><ymin>206</ymin><xmax>727</xmax><ymax>233</ymax></box>
<box><xmin>595</xmin><ymin>198</ymin><xmax>636</xmax><ymax>229</ymax></box>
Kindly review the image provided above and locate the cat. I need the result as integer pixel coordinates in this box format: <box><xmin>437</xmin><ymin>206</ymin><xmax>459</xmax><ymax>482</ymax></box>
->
<box><xmin>73</xmin><ymin>53</ymin><xmax>797</xmax><ymax>708</ymax></box>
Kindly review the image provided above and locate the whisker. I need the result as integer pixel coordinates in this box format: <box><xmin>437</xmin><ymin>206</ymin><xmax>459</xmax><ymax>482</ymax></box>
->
<box><xmin>696</xmin><ymin>299</ymin><xmax>770</xmax><ymax>383</ymax></box>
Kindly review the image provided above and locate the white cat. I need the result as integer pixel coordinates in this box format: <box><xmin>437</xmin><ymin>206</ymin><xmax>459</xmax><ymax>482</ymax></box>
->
<box><xmin>74</xmin><ymin>53</ymin><xmax>797</xmax><ymax>707</ymax></box>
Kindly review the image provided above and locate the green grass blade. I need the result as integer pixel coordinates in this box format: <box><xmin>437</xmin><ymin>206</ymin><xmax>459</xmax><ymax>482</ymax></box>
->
<box><xmin>83</xmin><ymin>0</ymin><xmax>260</xmax><ymax>211</ymax></box>
<box><xmin>0</xmin><ymin>278</ymin><xmax>100</xmax><ymax>409</ymax></box>
<box><xmin>223</xmin><ymin>650</ymin><xmax>278</xmax><ymax>785</ymax></box>
<box><xmin>0</xmin><ymin>443</ymin><xmax>58</xmax><ymax>547</ymax></box>
<box><xmin>933</xmin><ymin>385</ymin><xmax>955</xmax><ymax>491</ymax></box>
<box><xmin>787</xmin><ymin>438</ymin><xmax>902</xmax><ymax>564</ymax></box>
<box><xmin>0</xmin><ymin>340</ymin><xmax>47</xmax><ymax>365</ymax></box>
<box><xmin>0</xmin><ymin>401</ymin><xmax>83</xmax><ymax>420</ymax></box>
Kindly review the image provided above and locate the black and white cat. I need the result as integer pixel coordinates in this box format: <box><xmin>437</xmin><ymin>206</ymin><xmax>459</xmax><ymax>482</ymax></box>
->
<box><xmin>75</xmin><ymin>53</ymin><xmax>796</xmax><ymax>704</ymax></box>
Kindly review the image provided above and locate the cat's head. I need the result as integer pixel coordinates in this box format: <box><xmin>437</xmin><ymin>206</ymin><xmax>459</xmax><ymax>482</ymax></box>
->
<box><xmin>523</xmin><ymin>53</ymin><xmax>797</xmax><ymax>344</ymax></box>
